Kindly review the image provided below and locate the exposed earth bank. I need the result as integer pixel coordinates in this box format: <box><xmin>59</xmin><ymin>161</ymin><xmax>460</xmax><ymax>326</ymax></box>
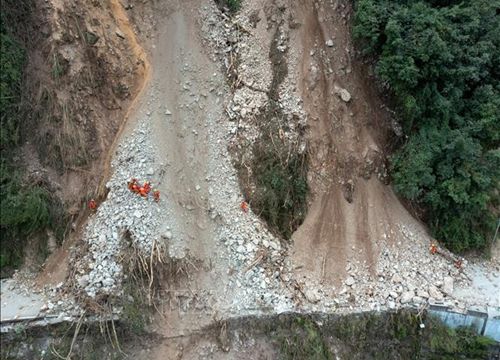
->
<box><xmin>1</xmin><ymin>0</ymin><xmax>499</xmax><ymax>358</ymax></box>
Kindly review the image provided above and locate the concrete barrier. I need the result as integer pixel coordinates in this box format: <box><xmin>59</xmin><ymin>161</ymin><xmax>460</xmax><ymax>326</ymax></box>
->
<box><xmin>429</xmin><ymin>305</ymin><xmax>500</xmax><ymax>342</ymax></box>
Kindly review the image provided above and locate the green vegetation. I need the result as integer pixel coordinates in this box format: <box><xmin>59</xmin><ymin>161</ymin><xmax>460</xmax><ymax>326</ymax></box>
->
<box><xmin>226</xmin><ymin>0</ymin><xmax>241</xmax><ymax>12</ymax></box>
<box><xmin>276</xmin><ymin>317</ymin><xmax>332</xmax><ymax>360</ymax></box>
<box><xmin>215</xmin><ymin>0</ymin><xmax>241</xmax><ymax>13</ymax></box>
<box><xmin>1</xmin><ymin>321</ymin><xmax>131</xmax><ymax>360</ymax></box>
<box><xmin>0</xmin><ymin>3</ymin><xmax>25</xmax><ymax>148</ymax></box>
<box><xmin>240</xmin><ymin>20</ymin><xmax>308</xmax><ymax>240</ymax></box>
<box><xmin>0</xmin><ymin>1</ymin><xmax>64</xmax><ymax>273</ymax></box>
<box><xmin>251</xmin><ymin>125</ymin><xmax>308</xmax><ymax>239</ymax></box>
<box><xmin>0</xmin><ymin>167</ymin><xmax>49</xmax><ymax>268</ymax></box>
<box><xmin>120</xmin><ymin>279</ymin><xmax>149</xmax><ymax>335</ymax></box>
<box><xmin>353</xmin><ymin>0</ymin><xmax>500</xmax><ymax>252</ymax></box>
<box><xmin>270</xmin><ymin>311</ymin><xmax>496</xmax><ymax>360</ymax></box>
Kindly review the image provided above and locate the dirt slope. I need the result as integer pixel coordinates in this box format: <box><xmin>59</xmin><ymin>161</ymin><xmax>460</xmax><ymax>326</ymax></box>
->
<box><xmin>36</xmin><ymin>0</ymin><xmax>150</xmax><ymax>287</ymax></box>
<box><xmin>133</xmin><ymin>0</ymin><xmax>221</xmax><ymax>338</ymax></box>
<box><xmin>289</xmin><ymin>0</ymin><xmax>423</xmax><ymax>285</ymax></box>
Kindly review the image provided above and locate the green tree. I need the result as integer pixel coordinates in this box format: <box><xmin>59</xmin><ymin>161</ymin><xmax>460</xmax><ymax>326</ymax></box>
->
<box><xmin>354</xmin><ymin>0</ymin><xmax>500</xmax><ymax>252</ymax></box>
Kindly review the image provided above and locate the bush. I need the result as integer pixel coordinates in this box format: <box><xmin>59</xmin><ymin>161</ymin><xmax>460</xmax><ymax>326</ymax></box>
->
<box><xmin>250</xmin><ymin>128</ymin><xmax>308</xmax><ymax>240</ymax></box>
<box><xmin>0</xmin><ymin>11</ymin><xmax>26</xmax><ymax>148</ymax></box>
<box><xmin>276</xmin><ymin>317</ymin><xmax>332</xmax><ymax>360</ymax></box>
<box><xmin>353</xmin><ymin>0</ymin><xmax>500</xmax><ymax>252</ymax></box>
<box><xmin>215</xmin><ymin>0</ymin><xmax>241</xmax><ymax>12</ymax></box>
<box><xmin>0</xmin><ymin>2</ymin><xmax>65</xmax><ymax>272</ymax></box>
<box><xmin>0</xmin><ymin>162</ymin><xmax>53</xmax><ymax>269</ymax></box>
<box><xmin>271</xmin><ymin>312</ymin><xmax>496</xmax><ymax>360</ymax></box>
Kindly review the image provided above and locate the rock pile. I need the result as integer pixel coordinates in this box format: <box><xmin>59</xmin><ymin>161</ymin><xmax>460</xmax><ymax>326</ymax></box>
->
<box><xmin>74</xmin><ymin>120</ymin><xmax>164</xmax><ymax>298</ymax></box>
<box><xmin>68</xmin><ymin>1</ymin><xmax>498</xmax><ymax>317</ymax></box>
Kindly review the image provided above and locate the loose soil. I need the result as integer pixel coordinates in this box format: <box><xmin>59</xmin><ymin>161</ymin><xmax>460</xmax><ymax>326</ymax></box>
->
<box><xmin>289</xmin><ymin>0</ymin><xmax>423</xmax><ymax>286</ymax></box>
<box><xmin>32</xmin><ymin>0</ymin><xmax>146</xmax><ymax>287</ymax></box>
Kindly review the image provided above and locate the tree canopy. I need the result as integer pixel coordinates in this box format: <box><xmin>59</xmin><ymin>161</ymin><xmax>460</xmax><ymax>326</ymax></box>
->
<box><xmin>354</xmin><ymin>0</ymin><xmax>499</xmax><ymax>252</ymax></box>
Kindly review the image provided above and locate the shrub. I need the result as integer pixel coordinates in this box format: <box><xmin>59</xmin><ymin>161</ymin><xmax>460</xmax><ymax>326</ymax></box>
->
<box><xmin>215</xmin><ymin>0</ymin><xmax>241</xmax><ymax>13</ymax></box>
<box><xmin>226</xmin><ymin>0</ymin><xmax>241</xmax><ymax>12</ymax></box>
<box><xmin>276</xmin><ymin>317</ymin><xmax>332</xmax><ymax>360</ymax></box>
<box><xmin>0</xmin><ymin>13</ymin><xmax>26</xmax><ymax>148</ymax></box>
<box><xmin>250</xmin><ymin>128</ymin><xmax>308</xmax><ymax>240</ymax></box>
<box><xmin>0</xmin><ymin>162</ymin><xmax>52</xmax><ymax>269</ymax></box>
<box><xmin>0</xmin><ymin>0</ymin><xmax>68</xmax><ymax>273</ymax></box>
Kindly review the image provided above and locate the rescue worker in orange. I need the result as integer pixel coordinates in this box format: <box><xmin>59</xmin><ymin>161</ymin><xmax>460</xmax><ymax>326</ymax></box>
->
<box><xmin>143</xmin><ymin>181</ymin><xmax>152</xmax><ymax>194</ymax></box>
<box><xmin>137</xmin><ymin>181</ymin><xmax>151</xmax><ymax>198</ymax></box>
<box><xmin>128</xmin><ymin>178</ymin><xmax>138</xmax><ymax>191</ymax></box>
<box><xmin>139</xmin><ymin>186</ymin><xmax>148</xmax><ymax>197</ymax></box>
<box><xmin>429</xmin><ymin>243</ymin><xmax>438</xmax><ymax>255</ymax></box>
<box><xmin>88</xmin><ymin>199</ymin><xmax>97</xmax><ymax>211</ymax></box>
<box><xmin>128</xmin><ymin>178</ymin><xmax>141</xmax><ymax>194</ymax></box>
<box><xmin>240</xmin><ymin>201</ymin><xmax>249</xmax><ymax>213</ymax></box>
<box><xmin>153</xmin><ymin>189</ymin><xmax>160</xmax><ymax>203</ymax></box>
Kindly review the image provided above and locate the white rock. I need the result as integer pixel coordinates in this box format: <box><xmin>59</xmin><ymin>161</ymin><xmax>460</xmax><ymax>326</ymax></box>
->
<box><xmin>269</xmin><ymin>241</ymin><xmax>280</xmax><ymax>251</ymax></box>
<box><xmin>428</xmin><ymin>285</ymin><xmax>443</xmax><ymax>300</ymax></box>
<box><xmin>77</xmin><ymin>275</ymin><xmax>89</xmax><ymax>288</ymax></box>
<box><xmin>400</xmin><ymin>291</ymin><xmax>414</xmax><ymax>304</ymax></box>
<box><xmin>345</xmin><ymin>276</ymin><xmax>356</xmax><ymax>286</ymax></box>
<box><xmin>305</xmin><ymin>288</ymin><xmax>320</xmax><ymax>303</ymax></box>
<box><xmin>443</xmin><ymin>276</ymin><xmax>454</xmax><ymax>295</ymax></box>
<box><xmin>392</xmin><ymin>273</ymin><xmax>403</xmax><ymax>283</ymax></box>
<box><xmin>412</xmin><ymin>296</ymin><xmax>424</xmax><ymax>304</ymax></box>
<box><xmin>339</xmin><ymin>89</ymin><xmax>351</xmax><ymax>102</ymax></box>
<box><xmin>102</xmin><ymin>278</ymin><xmax>115</xmax><ymax>287</ymax></box>
<box><xmin>417</xmin><ymin>289</ymin><xmax>429</xmax><ymax>299</ymax></box>
<box><xmin>326</xmin><ymin>39</ymin><xmax>334</xmax><ymax>47</ymax></box>
<box><xmin>115</xmin><ymin>28</ymin><xmax>125</xmax><ymax>39</ymax></box>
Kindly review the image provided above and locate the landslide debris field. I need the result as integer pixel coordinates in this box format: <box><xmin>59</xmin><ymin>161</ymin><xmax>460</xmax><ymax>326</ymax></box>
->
<box><xmin>1</xmin><ymin>0</ymin><xmax>499</xmax><ymax>359</ymax></box>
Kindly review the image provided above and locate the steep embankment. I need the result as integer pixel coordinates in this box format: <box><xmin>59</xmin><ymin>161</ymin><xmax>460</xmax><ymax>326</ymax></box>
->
<box><xmin>2</xmin><ymin>0</ymin><xmax>499</xmax><ymax>358</ymax></box>
<box><xmin>1</xmin><ymin>0</ymin><xmax>150</xmax><ymax>323</ymax></box>
<box><xmin>36</xmin><ymin>0</ymin><xmax>151</xmax><ymax>287</ymax></box>
<box><xmin>97</xmin><ymin>0</ymin><xmax>151</xmax><ymax>197</ymax></box>
<box><xmin>71</xmin><ymin>0</ymin><xmax>498</xmax><ymax>328</ymax></box>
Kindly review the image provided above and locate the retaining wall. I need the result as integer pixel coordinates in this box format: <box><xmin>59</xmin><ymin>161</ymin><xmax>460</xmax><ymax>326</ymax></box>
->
<box><xmin>429</xmin><ymin>305</ymin><xmax>500</xmax><ymax>341</ymax></box>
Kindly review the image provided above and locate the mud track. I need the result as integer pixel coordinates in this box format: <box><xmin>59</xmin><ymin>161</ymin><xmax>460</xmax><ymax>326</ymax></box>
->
<box><xmin>290</xmin><ymin>0</ymin><xmax>420</xmax><ymax>286</ymax></box>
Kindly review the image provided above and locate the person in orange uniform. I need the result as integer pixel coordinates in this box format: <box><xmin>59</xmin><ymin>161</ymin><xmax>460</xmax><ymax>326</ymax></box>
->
<box><xmin>240</xmin><ymin>201</ymin><xmax>249</xmax><ymax>213</ymax></box>
<box><xmin>139</xmin><ymin>186</ymin><xmax>148</xmax><ymax>197</ymax></box>
<box><xmin>153</xmin><ymin>189</ymin><xmax>160</xmax><ymax>202</ymax></box>
<box><xmin>128</xmin><ymin>178</ymin><xmax>138</xmax><ymax>191</ymax></box>
<box><xmin>429</xmin><ymin>243</ymin><xmax>438</xmax><ymax>255</ymax></box>
<box><xmin>143</xmin><ymin>181</ymin><xmax>151</xmax><ymax>193</ymax></box>
<box><xmin>88</xmin><ymin>199</ymin><xmax>97</xmax><ymax>211</ymax></box>
<box><xmin>128</xmin><ymin>178</ymin><xmax>141</xmax><ymax>194</ymax></box>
